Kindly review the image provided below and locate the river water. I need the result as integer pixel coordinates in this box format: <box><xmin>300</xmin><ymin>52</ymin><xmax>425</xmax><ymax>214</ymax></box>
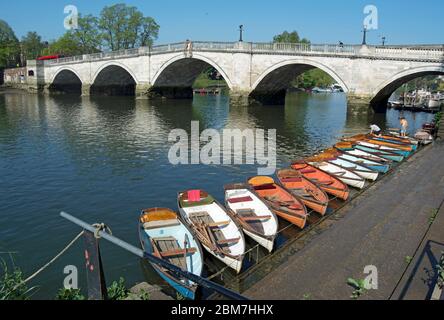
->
<box><xmin>0</xmin><ymin>89</ymin><xmax>433</xmax><ymax>299</ymax></box>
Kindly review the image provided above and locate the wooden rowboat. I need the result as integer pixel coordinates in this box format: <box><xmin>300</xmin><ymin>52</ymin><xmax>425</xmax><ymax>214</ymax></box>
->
<box><xmin>291</xmin><ymin>162</ymin><xmax>349</xmax><ymax>200</ymax></box>
<box><xmin>306</xmin><ymin>151</ymin><xmax>379</xmax><ymax>181</ymax></box>
<box><xmin>139</xmin><ymin>208</ymin><xmax>204</xmax><ymax>300</ymax></box>
<box><xmin>178</xmin><ymin>190</ymin><xmax>245</xmax><ymax>273</ymax></box>
<box><xmin>343</xmin><ymin>134</ymin><xmax>413</xmax><ymax>155</ymax></box>
<box><xmin>247</xmin><ymin>176</ymin><xmax>308</xmax><ymax>229</ymax></box>
<box><xmin>224</xmin><ymin>183</ymin><xmax>279</xmax><ymax>252</ymax></box>
<box><xmin>335</xmin><ymin>141</ymin><xmax>405</xmax><ymax>162</ymax></box>
<box><xmin>277</xmin><ymin>169</ymin><xmax>329</xmax><ymax>216</ymax></box>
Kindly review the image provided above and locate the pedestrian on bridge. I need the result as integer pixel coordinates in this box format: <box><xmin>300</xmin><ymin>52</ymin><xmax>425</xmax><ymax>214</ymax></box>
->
<box><xmin>184</xmin><ymin>39</ymin><xmax>193</xmax><ymax>58</ymax></box>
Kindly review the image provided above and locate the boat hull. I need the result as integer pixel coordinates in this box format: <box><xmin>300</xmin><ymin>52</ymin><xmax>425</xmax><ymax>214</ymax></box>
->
<box><xmin>309</xmin><ymin>162</ymin><xmax>366</xmax><ymax>189</ymax></box>
<box><xmin>354</xmin><ymin>145</ymin><xmax>404</xmax><ymax>162</ymax></box>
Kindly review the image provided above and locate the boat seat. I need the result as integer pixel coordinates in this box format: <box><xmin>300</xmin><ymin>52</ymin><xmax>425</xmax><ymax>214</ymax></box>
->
<box><xmin>254</xmin><ymin>183</ymin><xmax>276</xmax><ymax>191</ymax></box>
<box><xmin>217</xmin><ymin>237</ymin><xmax>240</xmax><ymax>245</ymax></box>
<box><xmin>280</xmin><ymin>177</ymin><xmax>302</xmax><ymax>182</ymax></box>
<box><xmin>143</xmin><ymin>219</ymin><xmax>180</xmax><ymax>230</ymax></box>
<box><xmin>227</xmin><ymin>196</ymin><xmax>253</xmax><ymax>204</ymax></box>
<box><xmin>156</xmin><ymin>247</ymin><xmax>197</xmax><ymax>258</ymax></box>
<box><xmin>300</xmin><ymin>169</ymin><xmax>317</xmax><ymax>174</ymax></box>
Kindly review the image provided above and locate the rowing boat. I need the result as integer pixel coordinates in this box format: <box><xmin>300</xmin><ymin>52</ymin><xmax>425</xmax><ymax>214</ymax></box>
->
<box><xmin>306</xmin><ymin>160</ymin><xmax>366</xmax><ymax>189</ymax></box>
<box><xmin>178</xmin><ymin>190</ymin><xmax>246</xmax><ymax>273</ymax></box>
<box><xmin>291</xmin><ymin>162</ymin><xmax>349</xmax><ymax>200</ymax></box>
<box><xmin>336</xmin><ymin>147</ymin><xmax>393</xmax><ymax>165</ymax></box>
<box><xmin>139</xmin><ymin>208</ymin><xmax>204</xmax><ymax>300</ymax></box>
<box><xmin>306</xmin><ymin>153</ymin><xmax>379</xmax><ymax>181</ymax></box>
<box><xmin>313</xmin><ymin>148</ymin><xmax>388</xmax><ymax>174</ymax></box>
<box><xmin>224</xmin><ymin>183</ymin><xmax>278</xmax><ymax>252</ymax></box>
<box><xmin>343</xmin><ymin>135</ymin><xmax>412</xmax><ymax>156</ymax></box>
<box><xmin>247</xmin><ymin>176</ymin><xmax>308</xmax><ymax>229</ymax></box>
<box><xmin>276</xmin><ymin>169</ymin><xmax>329</xmax><ymax>215</ymax></box>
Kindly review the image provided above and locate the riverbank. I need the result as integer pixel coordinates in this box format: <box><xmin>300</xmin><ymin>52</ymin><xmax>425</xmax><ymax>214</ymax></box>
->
<box><xmin>244</xmin><ymin>141</ymin><xmax>444</xmax><ymax>300</ymax></box>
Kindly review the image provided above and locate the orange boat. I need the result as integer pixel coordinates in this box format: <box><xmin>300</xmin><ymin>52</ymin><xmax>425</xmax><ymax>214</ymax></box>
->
<box><xmin>343</xmin><ymin>134</ymin><xmax>413</xmax><ymax>152</ymax></box>
<box><xmin>291</xmin><ymin>161</ymin><xmax>349</xmax><ymax>201</ymax></box>
<box><xmin>277</xmin><ymin>169</ymin><xmax>329</xmax><ymax>216</ymax></box>
<box><xmin>247</xmin><ymin>176</ymin><xmax>307</xmax><ymax>229</ymax></box>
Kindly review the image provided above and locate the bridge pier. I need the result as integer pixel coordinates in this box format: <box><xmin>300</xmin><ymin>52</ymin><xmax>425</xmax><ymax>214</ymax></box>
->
<box><xmin>229</xmin><ymin>90</ymin><xmax>251</xmax><ymax>106</ymax></box>
<box><xmin>82</xmin><ymin>84</ymin><xmax>91</xmax><ymax>96</ymax></box>
<box><xmin>135</xmin><ymin>83</ymin><xmax>152</xmax><ymax>99</ymax></box>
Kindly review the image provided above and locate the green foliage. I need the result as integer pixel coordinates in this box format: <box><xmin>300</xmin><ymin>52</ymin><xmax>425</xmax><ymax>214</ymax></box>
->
<box><xmin>107</xmin><ymin>277</ymin><xmax>129</xmax><ymax>300</ymax></box>
<box><xmin>347</xmin><ymin>278</ymin><xmax>367</xmax><ymax>300</ymax></box>
<box><xmin>21</xmin><ymin>32</ymin><xmax>45</xmax><ymax>60</ymax></box>
<box><xmin>0</xmin><ymin>257</ymin><xmax>36</xmax><ymax>300</ymax></box>
<box><xmin>437</xmin><ymin>252</ymin><xmax>444</xmax><ymax>289</ymax></box>
<box><xmin>69</xmin><ymin>14</ymin><xmax>102</xmax><ymax>54</ymax></box>
<box><xmin>292</xmin><ymin>68</ymin><xmax>335</xmax><ymax>89</ymax></box>
<box><xmin>395</xmin><ymin>76</ymin><xmax>444</xmax><ymax>94</ymax></box>
<box><xmin>429</xmin><ymin>209</ymin><xmax>439</xmax><ymax>225</ymax></box>
<box><xmin>405</xmin><ymin>256</ymin><xmax>413</xmax><ymax>264</ymax></box>
<box><xmin>435</xmin><ymin>112</ymin><xmax>442</xmax><ymax>124</ymax></box>
<box><xmin>0</xmin><ymin>19</ymin><xmax>20</xmax><ymax>68</ymax></box>
<box><xmin>139</xmin><ymin>289</ymin><xmax>150</xmax><ymax>300</ymax></box>
<box><xmin>99</xmin><ymin>3</ymin><xmax>159</xmax><ymax>51</ymax></box>
<box><xmin>273</xmin><ymin>31</ymin><xmax>310</xmax><ymax>44</ymax></box>
<box><xmin>55</xmin><ymin>288</ymin><xmax>85</xmax><ymax>300</ymax></box>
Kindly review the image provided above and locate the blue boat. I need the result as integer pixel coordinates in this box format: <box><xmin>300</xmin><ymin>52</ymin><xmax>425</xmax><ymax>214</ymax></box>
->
<box><xmin>353</xmin><ymin>145</ymin><xmax>405</xmax><ymax>162</ymax></box>
<box><xmin>338</xmin><ymin>153</ymin><xmax>390</xmax><ymax>173</ymax></box>
<box><xmin>139</xmin><ymin>208</ymin><xmax>204</xmax><ymax>300</ymax></box>
<box><xmin>356</xmin><ymin>141</ymin><xmax>411</xmax><ymax>157</ymax></box>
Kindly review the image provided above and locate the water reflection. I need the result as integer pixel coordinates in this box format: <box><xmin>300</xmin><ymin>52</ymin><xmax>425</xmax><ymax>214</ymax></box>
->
<box><xmin>0</xmin><ymin>89</ymin><xmax>434</xmax><ymax>298</ymax></box>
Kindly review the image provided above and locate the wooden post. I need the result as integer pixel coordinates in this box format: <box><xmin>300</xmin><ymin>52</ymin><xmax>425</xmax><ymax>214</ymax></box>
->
<box><xmin>83</xmin><ymin>231</ymin><xmax>108</xmax><ymax>300</ymax></box>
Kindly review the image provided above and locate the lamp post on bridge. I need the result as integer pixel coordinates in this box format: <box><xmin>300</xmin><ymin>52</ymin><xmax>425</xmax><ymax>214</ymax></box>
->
<box><xmin>239</xmin><ymin>25</ymin><xmax>244</xmax><ymax>42</ymax></box>
<box><xmin>362</xmin><ymin>26</ymin><xmax>368</xmax><ymax>45</ymax></box>
<box><xmin>381</xmin><ymin>36</ymin><xmax>386</xmax><ymax>46</ymax></box>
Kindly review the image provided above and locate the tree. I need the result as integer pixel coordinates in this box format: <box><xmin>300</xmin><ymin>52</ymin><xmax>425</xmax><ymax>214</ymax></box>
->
<box><xmin>99</xmin><ymin>3</ymin><xmax>159</xmax><ymax>50</ymax></box>
<box><xmin>273</xmin><ymin>31</ymin><xmax>310</xmax><ymax>44</ymax></box>
<box><xmin>42</xmin><ymin>33</ymin><xmax>83</xmax><ymax>56</ymax></box>
<box><xmin>21</xmin><ymin>31</ymin><xmax>45</xmax><ymax>60</ymax></box>
<box><xmin>69</xmin><ymin>14</ymin><xmax>101</xmax><ymax>54</ymax></box>
<box><xmin>0</xmin><ymin>19</ymin><xmax>20</xmax><ymax>68</ymax></box>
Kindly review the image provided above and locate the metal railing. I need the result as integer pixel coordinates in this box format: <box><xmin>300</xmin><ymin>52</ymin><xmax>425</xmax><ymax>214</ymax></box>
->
<box><xmin>43</xmin><ymin>41</ymin><xmax>444</xmax><ymax>66</ymax></box>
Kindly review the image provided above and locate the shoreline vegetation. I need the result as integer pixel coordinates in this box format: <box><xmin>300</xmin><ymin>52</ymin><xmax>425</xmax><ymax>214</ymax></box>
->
<box><xmin>0</xmin><ymin>255</ymin><xmax>152</xmax><ymax>300</ymax></box>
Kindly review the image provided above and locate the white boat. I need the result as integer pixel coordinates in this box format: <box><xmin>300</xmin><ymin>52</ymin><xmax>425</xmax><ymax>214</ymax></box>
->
<box><xmin>178</xmin><ymin>190</ymin><xmax>246</xmax><ymax>273</ymax></box>
<box><xmin>308</xmin><ymin>161</ymin><xmax>366</xmax><ymax>189</ymax></box>
<box><xmin>326</xmin><ymin>158</ymin><xmax>379</xmax><ymax>181</ymax></box>
<box><xmin>224</xmin><ymin>184</ymin><xmax>278</xmax><ymax>252</ymax></box>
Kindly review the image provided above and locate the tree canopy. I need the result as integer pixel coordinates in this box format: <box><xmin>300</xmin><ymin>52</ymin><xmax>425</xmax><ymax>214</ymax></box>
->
<box><xmin>273</xmin><ymin>31</ymin><xmax>310</xmax><ymax>44</ymax></box>
<box><xmin>98</xmin><ymin>3</ymin><xmax>159</xmax><ymax>51</ymax></box>
<box><xmin>1</xmin><ymin>3</ymin><xmax>160</xmax><ymax>68</ymax></box>
<box><xmin>0</xmin><ymin>19</ymin><xmax>20</xmax><ymax>69</ymax></box>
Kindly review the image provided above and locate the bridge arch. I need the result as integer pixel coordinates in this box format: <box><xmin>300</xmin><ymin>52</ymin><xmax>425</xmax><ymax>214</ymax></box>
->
<box><xmin>49</xmin><ymin>68</ymin><xmax>83</xmax><ymax>94</ymax></box>
<box><xmin>152</xmin><ymin>54</ymin><xmax>234</xmax><ymax>89</ymax></box>
<box><xmin>371</xmin><ymin>65</ymin><xmax>444</xmax><ymax>106</ymax></box>
<box><xmin>250</xmin><ymin>59</ymin><xmax>349</xmax><ymax>105</ymax></box>
<box><xmin>91</xmin><ymin>62</ymin><xmax>138</xmax><ymax>96</ymax></box>
<box><xmin>150</xmin><ymin>54</ymin><xmax>233</xmax><ymax>99</ymax></box>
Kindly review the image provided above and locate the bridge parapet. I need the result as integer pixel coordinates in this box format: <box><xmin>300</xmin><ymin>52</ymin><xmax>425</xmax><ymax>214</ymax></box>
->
<box><xmin>43</xmin><ymin>41</ymin><xmax>444</xmax><ymax>66</ymax></box>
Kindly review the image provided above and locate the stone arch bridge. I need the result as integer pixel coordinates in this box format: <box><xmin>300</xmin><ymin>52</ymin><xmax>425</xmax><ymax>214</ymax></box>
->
<box><xmin>26</xmin><ymin>41</ymin><xmax>444</xmax><ymax>111</ymax></box>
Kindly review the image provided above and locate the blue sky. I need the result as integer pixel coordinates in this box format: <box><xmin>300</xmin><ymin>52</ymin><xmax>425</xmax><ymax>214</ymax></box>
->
<box><xmin>1</xmin><ymin>0</ymin><xmax>443</xmax><ymax>45</ymax></box>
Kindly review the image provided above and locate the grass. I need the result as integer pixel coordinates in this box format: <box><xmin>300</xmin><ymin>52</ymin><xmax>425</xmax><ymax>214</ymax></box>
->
<box><xmin>437</xmin><ymin>252</ymin><xmax>444</xmax><ymax>289</ymax></box>
<box><xmin>429</xmin><ymin>209</ymin><xmax>439</xmax><ymax>225</ymax></box>
<box><xmin>347</xmin><ymin>278</ymin><xmax>367</xmax><ymax>300</ymax></box>
<box><xmin>0</xmin><ymin>256</ymin><xmax>36</xmax><ymax>300</ymax></box>
<box><xmin>405</xmin><ymin>256</ymin><xmax>413</xmax><ymax>264</ymax></box>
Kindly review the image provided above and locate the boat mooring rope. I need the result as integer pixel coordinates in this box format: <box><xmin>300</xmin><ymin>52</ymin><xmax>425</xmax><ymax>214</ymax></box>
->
<box><xmin>11</xmin><ymin>231</ymin><xmax>85</xmax><ymax>292</ymax></box>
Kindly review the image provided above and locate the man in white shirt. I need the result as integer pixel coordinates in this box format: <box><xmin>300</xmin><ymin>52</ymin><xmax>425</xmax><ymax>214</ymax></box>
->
<box><xmin>369</xmin><ymin>124</ymin><xmax>381</xmax><ymax>136</ymax></box>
